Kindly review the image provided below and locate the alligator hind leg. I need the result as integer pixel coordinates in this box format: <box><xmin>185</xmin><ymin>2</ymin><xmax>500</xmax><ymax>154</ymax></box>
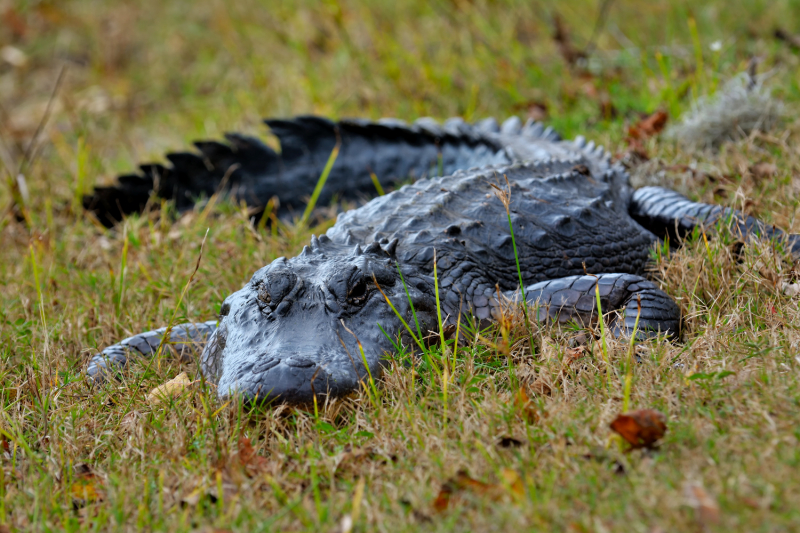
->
<box><xmin>631</xmin><ymin>186</ymin><xmax>800</xmax><ymax>257</ymax></box>
<box><xmin>519</xmin><ymin>273</ymin><xmax>680</xmax><ymax>339</ymax></box>
<box><xmin>87</xmin><ymin>320</ymin><xmax>218</xmax><ymax>381</ymax></box>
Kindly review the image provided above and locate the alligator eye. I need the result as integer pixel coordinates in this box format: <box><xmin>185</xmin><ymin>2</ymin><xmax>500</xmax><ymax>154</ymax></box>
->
<box><xmin>257</xmin><ymin>283</ymin><xmax>272</xmax><ymax>307</ymax></box>
<box><xmin>347</xmin><ymin>279</ymin><xmax>370</xmax><ymax>305</ymax></box>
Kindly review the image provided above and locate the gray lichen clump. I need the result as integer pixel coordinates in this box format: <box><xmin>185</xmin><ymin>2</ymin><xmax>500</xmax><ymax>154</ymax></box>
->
<box><xmin>666</xmin><ymin>72</ymin><xmax>785</xmax><ymax>149</ymax></box>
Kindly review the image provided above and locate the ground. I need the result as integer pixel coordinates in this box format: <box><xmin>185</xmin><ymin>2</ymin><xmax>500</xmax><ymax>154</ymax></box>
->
<box><xmin>1</xmin><ymin>0</ymin><xmax>800</xmax><ymax>531</ymax></box>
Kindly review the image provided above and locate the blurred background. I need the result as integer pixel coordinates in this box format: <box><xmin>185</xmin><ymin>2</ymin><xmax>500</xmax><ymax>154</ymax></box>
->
<box><xmin>0</xmin><ymin>0</ymin><xmax>798</xmax><ymax>209</ymax></box>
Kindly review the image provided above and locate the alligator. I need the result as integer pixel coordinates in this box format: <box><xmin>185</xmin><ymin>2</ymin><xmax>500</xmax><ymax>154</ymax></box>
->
<box><xmin>85</xmin><ymin>115</ymin><xmax>800</xmax><ymax>404</ymax></box>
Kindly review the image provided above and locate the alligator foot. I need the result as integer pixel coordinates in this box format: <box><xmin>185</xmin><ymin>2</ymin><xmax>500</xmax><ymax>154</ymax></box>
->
<box><xmin>631</xmin><ymin>186</ymin><xmax>800</xmax><ymax>258</ymax></box>
<box><xmin>521</xmin><ymin>273</ymin><xmax>681</xmax><ymax>339</ymax></box>
<box><xmin>87</xmin><ymin>321</ymin><xmax>218</xmax><ymax>381</ymax></box>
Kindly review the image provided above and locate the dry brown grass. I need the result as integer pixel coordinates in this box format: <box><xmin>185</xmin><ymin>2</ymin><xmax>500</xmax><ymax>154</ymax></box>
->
<box><xmin>2</xmin><ymin>0</ymin><xmax>800</xmax><ymax>531</ymax></box>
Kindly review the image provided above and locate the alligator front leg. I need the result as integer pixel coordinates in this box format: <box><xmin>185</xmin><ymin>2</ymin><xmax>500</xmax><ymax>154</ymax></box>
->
<box><xmin>87</xmin><ymin>320</ymin><xmax>218</xmax><ymax>381</ymax></box>
<box><xmin>519</xmin><ymin>273</ymin><xmax>681</xmax><ymax>339</ymax></box>
<box><xmin>631</xmin><ymin>186</ymin><xmax>800</xmax><ymax>257</ymax></box>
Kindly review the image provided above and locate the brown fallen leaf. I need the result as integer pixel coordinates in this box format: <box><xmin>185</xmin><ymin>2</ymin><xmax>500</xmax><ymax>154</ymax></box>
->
<box><xmin>147</xmin><ymin>372</ymin><xmax>193</xmax><ymax>405</ymax></box>
<box><xmin>564</xmin><ymin>345</ymin><xmax>587</xmax><ymax>366</ymax></box>
<box><xmin>528</xmin><ymin>376</ymin><xmax>552</xmax><ymax>396</ymax></box>
<box><xmin>749</xmin><ymin>162</ymin><xmax>777</xmax><ymax>180</ymax></box>
<box><xmin>684</xmin><ymin>482</ymin><xmax>720</xmax><ymax>527</ymax></box>
<box><xmin>610</xmin><ymin>409</ymin><xmax>667</xmax><ymax>449</ymax></box>
<box><xmin>236</xmin><ymin>436</ymin><xmax>270</xmax><ymax>476</ymax></box>
<box><xmin>513</xmin><ymin>387</ymin><xmax>539</xmax><ymax>424</ymax></box>
<box><xmin>511</xmin><ymin>100</ymin><xmax>549</xmax><ymax>122</ymax></box>
<box><xmin>433</xmin><ymin>469</ymin><xmax>524</xmax><ymax>512</ymax></box>
<box><xmin>2</xmin><ymin>7</ymin><xmax>27</xmax><ymax>40</ymax></box>
<box><xmin>627</xmin><ymin>111</ymin><xmax>669</xmax><ymax>143</ymax></box>
<box><xmin>70</xmin><ymin>463</ymin><xmax>105</xmax><ymax>509</ymax></box>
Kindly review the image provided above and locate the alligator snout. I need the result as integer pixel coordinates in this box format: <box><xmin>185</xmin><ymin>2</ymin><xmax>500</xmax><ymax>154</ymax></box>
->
<box><xmin>200</xmin><ymin>242</ymin><xmax>438</xmax><ymax>404</ymax></box>
<box><xmin>225</xmin><ymin>354</ymin><xmax>330</xmax><ymax>404</ymax></box>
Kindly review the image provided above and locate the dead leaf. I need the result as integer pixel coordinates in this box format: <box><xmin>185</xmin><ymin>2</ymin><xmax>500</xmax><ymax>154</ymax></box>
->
<box><xmin>236</xmin><ymin>436</ymin><xmax>269</xmax><ymax>476</ymax></box>
<box><xmin>564</xmin><ymin>346</ymin><xmax>586</xmax><ymax>366</ymax></box>
<box><xmin>513</xmin><ymin>387</ymin><xmax>539</xmax><ymax>424</ymax></box>
<box><xmin>70</xmin><ymin>464</ymin><xmax>105</xmax><ymax>508</ymax></box>
<box><xmin>527</xmin><ymin>101</ymin><xmax>548</xmax><ymax>122</ymax></box>
<box><xmin>511</xmin><ymin>100</ymin><xmax>549</xmax><ymax>122</ymax></box>
<box><xmin>610</xmin><ymin>409</ymin><xmax>667</xmax><ymax>449</ymax></box>
<box><xmin>147</xmin><ymin>372</ymin><xmax>192</xmax><ymax>405</ymax></box>
<box><xmin>684</xmin><ymin>482</ymin><xmax>720</xmax><ymax>527</ymax></box>
<box><xmin>2</xmin><ymin>7</ymin><xmax>27</xmax><ymax>40</ymax></box>
<box><xmin>528</xmin><ymin>376</ymin><xmax>552</xmax><ymax>396</ymax></box>
<box><xmin>498</xmin><ymin>469</ymin><xmax>524</xmax><ymax>499</ymax></box>
<box><xmin>749</xmin><ymin>162</ymin><xmax>777</xmax><ymax>180</ymax></box>
<box><xmin>627</xmin><ymin>111</ymin><xmax>669</xmax><ymax>143</ymax></box>
<box><xmin>433</xmin><ymin>468</ymin><xmax>524</xmax><ymax>512</ymax></box>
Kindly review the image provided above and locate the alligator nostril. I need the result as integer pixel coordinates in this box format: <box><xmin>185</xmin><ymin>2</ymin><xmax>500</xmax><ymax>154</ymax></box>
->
<box><xmin>275</xmin><ymin>300</ymin><xmax>291</xmax><ymax>316</ymax></box>
<box><xmin>284</xmin><ymin>356</ymin><xmax>315</xmax><ymax>368</ymax></box>
<box><xmin>252</xmin><ymin>356</ymin><xmax>279</xmax><ymax>374</ymax></box>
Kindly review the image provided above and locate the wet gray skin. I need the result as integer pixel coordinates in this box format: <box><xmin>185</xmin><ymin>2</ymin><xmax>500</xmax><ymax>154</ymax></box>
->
<box><xmin>200</xmin><ymin>240</ymin><xmax>438</xmax><ymax>404</ymax></box>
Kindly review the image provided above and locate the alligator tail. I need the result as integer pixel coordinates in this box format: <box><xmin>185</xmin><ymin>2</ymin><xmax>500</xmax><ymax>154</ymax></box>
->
<box><xmin>82</xmin><ymin>115</ymin><xmax>567</xmax><ymax>227</ymax></box>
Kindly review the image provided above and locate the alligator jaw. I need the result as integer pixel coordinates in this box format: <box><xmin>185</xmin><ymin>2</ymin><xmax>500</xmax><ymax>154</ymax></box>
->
<box><xmin>200</xmin><ymin>240</ymin><xmax>437</xmax><ymax>404</ymax></box>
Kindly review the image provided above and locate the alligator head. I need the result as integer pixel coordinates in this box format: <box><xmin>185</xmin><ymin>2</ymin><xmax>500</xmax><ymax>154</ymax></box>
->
<box><xmin>200</xmin><ymin>236</ymin><xmax>437</xmax><ymax>404</ymax></box>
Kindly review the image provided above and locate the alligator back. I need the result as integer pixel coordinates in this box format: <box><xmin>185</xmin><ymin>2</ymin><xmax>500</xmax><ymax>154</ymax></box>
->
<box><xmin>327</xmin><ymin>158</ymin><xmax>657</xmax><ymax>319</ymax></box>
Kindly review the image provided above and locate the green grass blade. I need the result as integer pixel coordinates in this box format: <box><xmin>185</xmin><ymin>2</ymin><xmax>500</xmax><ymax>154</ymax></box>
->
<box><xmin>300</xmin><ymin>139</ymin><xmax>341</xmax><ymax>227</ymax></box>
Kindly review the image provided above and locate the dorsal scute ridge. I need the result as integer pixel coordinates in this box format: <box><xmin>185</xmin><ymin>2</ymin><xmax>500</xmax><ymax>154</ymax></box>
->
<box><xmin>364</xmin><ymin>241</ymin><xmax>382</xmax><ymax>255</ymax></box>
<box><xmin>310</xmin><ymin>234</ymin><xmax>325</xmax><ymax>254</ymax></box>
<box><xmin>86</xmin><ymin>112</ymin><xmax>628</xmax><ymax>229</ymax></box>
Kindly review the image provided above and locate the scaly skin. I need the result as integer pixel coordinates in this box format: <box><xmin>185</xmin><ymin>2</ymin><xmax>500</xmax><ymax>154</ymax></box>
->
<box><xmin>83</xmin><ymin>115</ymin><xmax>573</xmax><ymax>226</ymax></box>
<box><xmin>86</xmin><ymin>115</ymin><xmax>800</xmax><ymax>404</ymax></box>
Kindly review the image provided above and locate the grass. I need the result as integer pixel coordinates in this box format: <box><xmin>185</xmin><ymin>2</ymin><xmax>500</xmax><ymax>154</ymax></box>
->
<box><xmin>2</xmin><ymin>0</ymin><xmax>800</xmax><ymax>530</ymax></box>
